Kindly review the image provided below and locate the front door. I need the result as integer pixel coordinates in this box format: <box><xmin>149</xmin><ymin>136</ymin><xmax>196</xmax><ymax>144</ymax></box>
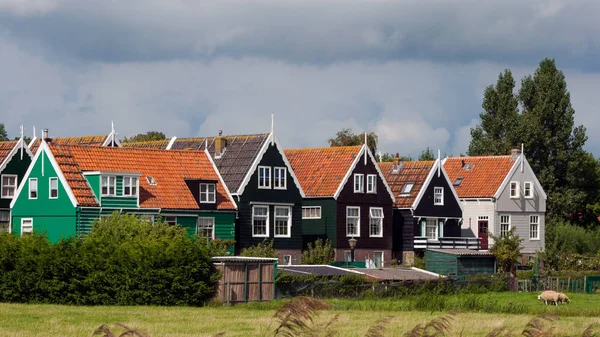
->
<box><xmin>478</xmin><ymin>221</ymin><xmax>489</xmax><ymax>249</ymax></box>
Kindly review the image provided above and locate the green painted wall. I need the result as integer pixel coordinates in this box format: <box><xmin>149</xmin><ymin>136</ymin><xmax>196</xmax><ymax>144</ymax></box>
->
<box><xmin>301</xmin><ymin>198</ymin><xmax>337</xmax><ymax>247</ymax></box>
<box><xmin>425</xmin><ymin>250</ymin><xmax>496</xmax><ymax>276</ymax></box>
<box><xmin>85</xmin><ymin>174</ymin><xmax>100</xmax><ymax>199</ymax></box>
<box><xmin>0</xmin><ymin>148</ymin><xmax>32</xmax><ymax>210</ymax></box>
<box><xmin>100</xmin><ymin>196</ymin><xmax>137</xmax><ymax>208</ymax></box>
<box><xmin>457</xmin><ymin>257</ymin><xmax>496</xmax><ymax>275</ymax></box>
<box><xmin>159</xmin><ymin>211</ymin><xmax>236</xmax><ymax>241</ymax></box>
<box><xmin>11</xmin><ymin>150</ymin><xmax>77</xmax><ymax>241</ymax></box>
<box><xmin>116</xmin><ymin>176</ymin><xmax>123</xmax><ymax>195</ymax></box>
<box><xmin>425</xmin><ymin>250</ymin><xmax>458</xmax><ymax>276</ymax></box>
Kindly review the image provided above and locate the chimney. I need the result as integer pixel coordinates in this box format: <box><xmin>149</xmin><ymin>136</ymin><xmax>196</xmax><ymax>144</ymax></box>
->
<box><xmin>392</xmin><ymin>152</ymin><xmax>400</xmax><ymax>166</ymax></box>
<box><xmin>461</xmin><ymin>159</ymin><xmax>465</xmax><ymax>168</ymax></box>
<box><xmin>510</xmin><ymin>148</ymin><xmax>521</xmax><ymax>161</ymax></box>
<box><xmin>42</xmin><ymin>128</ymin><xmax>49</xmax><ymax>140</ymax></box>
<box><xmin>215</xmin><ymin>130</ymin><xmax>226</xmax><ymax>157</ymax></box>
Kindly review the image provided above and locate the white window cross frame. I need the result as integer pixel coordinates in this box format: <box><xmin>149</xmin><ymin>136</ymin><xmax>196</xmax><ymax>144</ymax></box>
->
<box><xmin>346</xmin><ymin>206</ymin><xmax>360</xmax><ymax>237</ymax></box>
<box><xmin>123</xmin><ymin>176</ymin><xmax>139</xmax><ymax>197</ymax></box>
<box><xmin>529</xmin><ymin>215</ymin><xmax>540</xmax><ymax>240</ymax></box>
<box><xmin>200</xmin><ymin>183</ymin><xmax>216</xmax><ymax>203</ymax></box>
<box><xmin>1</xmin><ymin>174</ymin><xmax>17</xmax><ymax>199</ymax></box>
<box><xmin>354</xmin><ymin>174</ymin><xmax>364</xmax><ymax>193</ymax></box>
<box><xmin>21</xmin><ymin>218</ymin><xmax>33</xmax><ymax>236</ymax></box>
<box><xmin>302</xmin><ymin>206</ymin><xmax>321</xmax><ymax>219</ymax></box>
<box><xmin>273</xmin><ymin>167</ymin><xmax>287</xmax><ymax>190</ymax></box>
<box><xmin>252</xmin><ymin>205</ymin><xmax>269</xmax><ymax>237</ymax></box>
<box><xmin>274</xmin><ymin>206</ymin><xmax>291</xmax><ymax>238</ymax></box>
<box><xmin>49</xmin><ymin>177</ymin><xmax>58</xmax><ymax>199</ymax></box>
<box><xmin>101</xmin><ymin>176</ymin><xmax>117</xmax><ymax>196</ymax></box>
<box><xmin>258</xmin><ymin>166</ymin><xmax>271</xmax><ymax>189</ymax></box>
<box><xmin>510</xmin><ymin>181</ymin><xmax>520</xmax><ymax>198</ymax></box>
<box><xmin>369</xmin><ymin>207</ymin><xmax>384</xmax><ymax>237</ymax></box>
<box><xmin>29</xmin><ymin>178</ymin><xmax>38</xmax><ymax>199</ymax></box>
<box><xmin>524</xmin><ymin>182</ymin><xmax>533</xmax><ymax>199</ymax></box>
<box><xmin>197</xmin><ymin>217</ymin><xmax>215</xmax><ymax>240</ymax></box>
<box><xmin>367</xmin><ymin>174</ymin><xmax>377</xmax><ymax>193</ymax></box>
<box><xmin>500</xmin><ymin>215</ymin><xmax>511</xmax><ymax>237</ymax></box>
<box><xmin>434</xmin><ymin>187</ymin><xmax>444</xmax><ymax>205</ymax></box>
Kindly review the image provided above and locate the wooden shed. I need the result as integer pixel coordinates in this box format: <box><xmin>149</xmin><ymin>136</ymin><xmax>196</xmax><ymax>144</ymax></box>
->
<box><xmin>213</xmin><ymin>256</ymin><xmax>278</xmax><ymax>304</ymax></box>
<box><xmin>425</xmin><ymin>249</ymin><xmax>496</xmax><ymax>276</ymax></box>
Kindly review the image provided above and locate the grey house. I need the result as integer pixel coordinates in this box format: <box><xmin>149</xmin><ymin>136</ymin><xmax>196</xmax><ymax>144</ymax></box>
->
<box><xmin>443</xmin><ymin>149</ymin><xmax>546</xmax><ymax>262</ymax></box>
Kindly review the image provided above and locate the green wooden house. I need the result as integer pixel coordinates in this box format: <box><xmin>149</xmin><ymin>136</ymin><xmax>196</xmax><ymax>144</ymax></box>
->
<box><xmin>10</xmin><ymin>141</ymin><xmax>237</xmax><ymax>243</ymax></box>
<box><xmin>0</xmin><ymin>137</ymin><xmax>33</xmax><ymax>231</ymax></box>
<box><xmin>425</xmin><ymin>249</ymin><xmax>496</xmax><ymax>276</ymax></box>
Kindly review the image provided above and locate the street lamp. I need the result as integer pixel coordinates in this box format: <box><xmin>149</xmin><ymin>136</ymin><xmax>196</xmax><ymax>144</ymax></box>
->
<box><xmin>348</xmin><ymin>237</ymin><xmax>357</xmax><ymax>263</ymax></box>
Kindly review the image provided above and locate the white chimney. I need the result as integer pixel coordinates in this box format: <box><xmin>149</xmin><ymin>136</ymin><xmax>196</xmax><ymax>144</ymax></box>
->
<box><xmin>42</xmin><ymin>128</ymin><xmax>49</xmax><ymax>140</ymax></box>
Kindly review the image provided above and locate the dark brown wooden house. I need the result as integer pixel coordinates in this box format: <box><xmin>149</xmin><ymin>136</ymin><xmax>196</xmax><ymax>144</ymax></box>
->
<box><xmin>285</xmin><ymin>145</ymin><xmax>395</xmax><ymax>268</ymax></box>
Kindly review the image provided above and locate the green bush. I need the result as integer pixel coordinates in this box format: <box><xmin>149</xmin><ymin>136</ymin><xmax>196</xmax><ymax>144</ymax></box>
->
<box><xmin>239</xmin><ymin>239</ymin><xmax>277</xmax><ymax>258</ymax></box>
<box><xmin>0</xmin><ymin>214</ymin><xmax>219</xmax><ymax>306</ymax></box>
<box><xmin>300</xmin><ymin>238</ymin><xmax>335</xmax><ymax>265</ymax></box>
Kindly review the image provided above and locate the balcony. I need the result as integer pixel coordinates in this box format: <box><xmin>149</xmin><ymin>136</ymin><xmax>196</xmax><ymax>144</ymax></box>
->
<box><xmin>414</xmin><ymin>236</ymin><xmax>481</xmax><ymax>250</ymax></box>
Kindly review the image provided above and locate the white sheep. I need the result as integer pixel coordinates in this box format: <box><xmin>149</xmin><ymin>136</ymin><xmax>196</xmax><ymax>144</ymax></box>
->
<box><xmin>538</xmin><ymin>290</ymin><xmax>559</xmax><ymax>306</ymax></box>
<box><xmin>558</xmin><ymin>292</ymin><xmax>570</xmax><ymax>304</ymax></box>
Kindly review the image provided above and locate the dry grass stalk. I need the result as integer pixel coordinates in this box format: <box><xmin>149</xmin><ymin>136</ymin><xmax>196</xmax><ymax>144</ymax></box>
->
<box><xmin>92</xmin><ymin>323</ymin><xmax>150</xmax><ymax>337</ymax></box>
<box><xmin>582</xmin><ymin>323</ymin><xmax>600</xmax><ymax>337</ymax></box>
<box><xmin>404</xmin><ymin>311</ymin><xmax>460</xmax><ymax>337</ymax></box>
<box><xmin>485</xmin><ymin>326</ymin><xmax>514</xmax><ymax>337</ymax></box>
<box><xmin>365</xmin><ymin>316</ymin><xmax>394</xmax><ymax>337</ymax></box>
<box><xmin>271</xmin><ymin>296</ymin><xmax>333</xmax><ymax>337</ymax></box>
<box><xmin>521</xmin><ymin>314</ymin><xmax>558</xmax><ymax>337</ymax></box>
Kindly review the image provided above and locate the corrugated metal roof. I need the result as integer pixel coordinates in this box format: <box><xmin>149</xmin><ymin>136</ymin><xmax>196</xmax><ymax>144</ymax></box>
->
<box><xmin>358</xmin><ymin>267</ymin><xmax>440</xmax><ymax>280</ymax></box>
<box><xmin>212</xmin><ymin>256</ymin><xmax>278</xmax><ymax>263</ymax></box>
<box><xmin>279</xmin><ymin>265</ymin><xmax>362</xmax><ymax>277</ymax></box>
<box><xmin>427</xmin><ymin>248</ymin><xmax>494</xmax><ymax>256</ymax></box>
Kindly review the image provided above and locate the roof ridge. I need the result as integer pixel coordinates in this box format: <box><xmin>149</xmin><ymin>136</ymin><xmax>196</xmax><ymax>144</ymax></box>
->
<box><xmin>446</xmin><ymin>155</ymin><xmax>511</xmax><ymax>159</ymax></box>
<box><xmin>285</xmin><ymin>145</ymin><xmax>362</xmax><ymax>151</ymax></box>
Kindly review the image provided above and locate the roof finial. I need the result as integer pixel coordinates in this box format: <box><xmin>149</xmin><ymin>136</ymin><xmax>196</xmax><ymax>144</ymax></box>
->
<box><xmin>363</xmin><ymin>132</ymin><xmax>368</xmax><ymax>165</ymax></box>
<box><xmin>20</xmin><ymin>125</ymin><xmax>24</xmax><ymax>159</ymax></box>
<box><xmin>111</xmin><ymin>120</ymin><xmax>115</xmax><ymax>134</ymax></box>
<box><xmin>271</xmin><ymin>114</ymin><xmax>275</xmax><ymax>145</ymax></box>
<box><xmin>520</xmin><ymin>143</ymin><xmax>524</xmax><ymax>173</ymax></box>
<box><xmin>20</xmin><ymin>125</ymin><xmax>24</xmax><ymax>140</ymax></box>
<box><xmin>32</xmin><ymin>125</ymin><xmax>36</xmax><ymax>139</ymax></box>
<box><xmin>437</xmin><ymin>149</ymin><xmax>441</xmax><ymax>177</ymax></box>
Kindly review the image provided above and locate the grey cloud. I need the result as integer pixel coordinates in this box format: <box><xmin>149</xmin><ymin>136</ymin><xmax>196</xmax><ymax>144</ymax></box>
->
<box><xmin>1</xmin><ymin>1</ymin><xmax>600</xmax><ymax>70</ymax></box>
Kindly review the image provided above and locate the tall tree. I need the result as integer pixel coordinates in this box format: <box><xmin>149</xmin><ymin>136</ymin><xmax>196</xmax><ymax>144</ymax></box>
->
<box><xmin>468</xmin><ymin>70</ymin><xmax>520</xmax><ymax>156</ymax></box>
<box><xmin>122</xmin><ymin>131</ymin><xmax>167</xmax><ymax>143</ymax></box>
<box><xmin>418</xmin><ymin>147</ymin><xmax>435</xmax><ymax>161</ymax></box>
<box><xmin>0</xmin><ymin>123</ymin><xmax>7</xmax><ymax>141</ymax></box>
<box><xmin>328</xmin><ymin>128</ymin><xmax>378</xmax><ymax>154</ymax></box>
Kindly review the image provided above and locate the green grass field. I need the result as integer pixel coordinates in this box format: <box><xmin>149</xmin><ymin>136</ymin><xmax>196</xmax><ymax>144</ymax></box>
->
<box><xmin>0</xmin><ymin>292</ymin><xmax>598</xmax><ymax>336</ymax></box>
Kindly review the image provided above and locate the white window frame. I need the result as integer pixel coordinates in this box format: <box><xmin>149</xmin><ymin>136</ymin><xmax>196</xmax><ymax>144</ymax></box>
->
<box><xmin>21</xmin><ymin>218</ymin><xmax>33</xmax><ymax>236</ymax></box>
<box><xmin>0</xmin><ymin>210</ymin><xmax>9</xmax><ymax>232</ymax></box>
<box><xmin>500</xmin><ymin>215</ymin><xmax>511</xmax><ymax>237</ymax></box>
<box><xmin>138</xmin><ymin>214</ymin><xmax>155</xmax><ymax>223</ymax></box>
<box><xmin>524</xmin><ymin>182</ymin><xmax>533</xmax><ymax>199</ymax></box>
<box><xmin>346</xmin><ymin>206</ymin><xmax>360</xmax><ymax>237</ymax></box>
<box><xmin>343</xmin><ymin>251</ymin><xmax>352</xmax><ymax>262</ymax></box>
<box><xmin>425</xmin><ymin>218</ymin><xmax>438</xmax><ymax>240</ymax></box>
<box><xmin>510</xmin><ymin>181</ymin><xmax>519</xmax><ymax>198</ymax></box>
<box><xmin>369</xmin><ymin>207</ymin><xmax>384</xmax><ymax>237</ymax></box>
<box><xmin>400</xmin><ymin>182</ymin><xmax>414</xmax><ymax>196</ymax></box>
<box><xmin>274</xmin><ymin>206</ymin><xmax>292</xmax><ymax>238</ymax></box>
<box><xmin>354</xmin><ymin>174</ymin><xmax>364</xmax><ymax>193</ymax></box>
<box><xmin>530</xmin><ymin>215</ymin><xmax>540</xmax><ymax>240</ymax></box>
<box><xmin>434</xmin><ymin>187</ymin><xmax>444</xmax><ymax>206</ymax></box>
<box><xmin>373</xmin><ymin>251</ymin><xmax>384</xmax><ymax>268</ymax></box>
<box><xmin>197</xmin><ymin>217</ymin><xmax>215</xmax><ymax>240</ymax></box>
<box><xmin>101</xmin><ymin>176</ymin><xmax>117</xmax><ymax>196</ymax></box>
<box><xmin>283</xmin><ymin>255</ymin><xmax>292</xmax><ymax>265</ymax></box>
<box><xmin>273</xmin><ymin>167</ymin><xmax>287</xmax><ymax>190</ymax></box>
<box><xmin>302</xmin><ymin>206</ymin><xmax>322</xmax><ymax>219</ymax></box>
<box><xmin>1</xmin><ymin>174</ymin><xmax>17</xmax><ymax>199</ymax></box>
<box><xmin>49</xmin><ymin>177</ymin><xmax>58</xmax><ymax>199</ymax></box>
<box><xmin>258</xmin><ymin>166</ymin><xmax>271</xmax><ymax>189</ymax></box>
<box><xmin>199</xmin><ymin>183</ymin><xmax>216</xmax><ymax>203</ymax></box>
<box><xmin>164</xmin><ymin>216</ymin><xmax>177</xmax><ymax>226</ymax></box>
<box><xmin>123</xmin><ymin>176</ymin><xmax>139</xmax><ymax>197</ymax></box>
<box><xmin>252</xmin><ymin>205</ymin><xmax>269</xmax><ymax>237</ymax></box>
<box><xmin>366</xmin><ymin>174</ymin><xmax>377</xmax><ymax>193</ymax></box>
<box><xmin>29</xmin><ymin>178</ymin><xmax>38</xmax><ymax>199</ymax></box>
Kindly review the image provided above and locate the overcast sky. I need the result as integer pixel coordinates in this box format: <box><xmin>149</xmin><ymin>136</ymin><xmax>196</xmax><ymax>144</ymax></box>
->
<box><xmin>1</xmin><ymin>0</ymin><xmax>599</xmax><ymax>157</ymax></box>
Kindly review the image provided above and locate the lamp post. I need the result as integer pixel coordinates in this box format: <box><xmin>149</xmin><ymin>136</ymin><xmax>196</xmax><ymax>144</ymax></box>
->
<box><xmin>348</xmin><ymin>237</ymin><xmax>357</xmax><ymax>263</ymax></box>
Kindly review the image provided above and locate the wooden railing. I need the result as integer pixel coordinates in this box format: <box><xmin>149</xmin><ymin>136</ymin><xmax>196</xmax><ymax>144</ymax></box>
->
<box><xmin>414</xmin><ymin>236</ymin><xmax>481</xmax><ymax>250</ymax></box>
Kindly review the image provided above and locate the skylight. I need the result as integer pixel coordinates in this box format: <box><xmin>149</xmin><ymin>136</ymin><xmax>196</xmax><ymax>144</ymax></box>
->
<box><xmin>453</xmin><ymin>177</ymin><xmax>464</xmax><ymax>186</ymax></box>
<box><xmin>146</xmin><ymin>176</ymin><xmax>157</xmax><ymax>186</ymax></box>
<box><xmin>399</xmin><ymin>182</ymin><xmax>414</xmax><ymax>196</ymax></box>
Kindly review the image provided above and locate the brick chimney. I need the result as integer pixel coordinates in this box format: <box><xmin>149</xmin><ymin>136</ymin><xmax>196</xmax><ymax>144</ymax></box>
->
<box><xmin>392</xmin><ymin>152</ymin><xmax>400</xmax><ymax>166</ymax></box>
<box><xmin>215</xmin><ymin>130</ymin><xmax>226</xmax><ymax>157</ymax></box>
<box><xmin>510</xmin><ymin>148</ymin><xmax>521</xmax><ymax>161</ymax></box>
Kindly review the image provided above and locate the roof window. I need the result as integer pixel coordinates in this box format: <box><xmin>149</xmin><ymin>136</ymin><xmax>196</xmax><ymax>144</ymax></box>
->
<box><xmin>399</xmin><ymin>182</ymin><xmax>414</xmax><ymax>196</ymax></box>
<box><xmin>146</xmin><ymin>176</ymin><xmax>157</xmax><ymax>186</ymax></box>
<box><xmin>453</xmin><ymin>177</ymin><xmax>464</xmax><ymax>186</ymax></box>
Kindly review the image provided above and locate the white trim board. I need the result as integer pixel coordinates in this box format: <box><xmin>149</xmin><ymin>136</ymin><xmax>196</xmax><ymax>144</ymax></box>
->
<box><xmin>204</xmin><ymin>148</ymin><xmax>238</xmax><ymax>210</ymax></box>
<box><xmin>0</xmin><ymin>138</ymin><xmax>34</xmax><ymax>173</ymax></box>
<box><xmin>493</xmin><ymin>155</ymin><xmax>547</xmax><ymax>200</ymax></box>
<box><xmin>411</xmin><ymin>158</ymin><xmax>463</xmax><ymax>212</ymax></box>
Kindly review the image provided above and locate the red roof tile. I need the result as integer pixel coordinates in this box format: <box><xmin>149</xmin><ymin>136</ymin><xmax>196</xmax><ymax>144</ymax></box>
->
<box><xmin>378</xmin><ymin>161</ymin><xmax>434</xmax><ymax>208</ymax></box>
<box><xmin>284</xmin><ymin>146</ymin><xmax>361</xmax><ymax>197</ymax></box>
<box><xmin>443</xmin><ymin>156</ymin><xmax>516</xmax><ymax>198</ymax></box>
<box><xmin>30</xmin><ymin>135</ymin><xmax>109</xmax><ymax>154</ymax></box>
<box><xmin>0</xmin><ymin>140</ymin><xmax>19</xmax><ymax>165</ymax></box>
<box><xmin>48</xmin><ymin>145</ymin><xmax>236</xmax><ymax>210</ymax></box>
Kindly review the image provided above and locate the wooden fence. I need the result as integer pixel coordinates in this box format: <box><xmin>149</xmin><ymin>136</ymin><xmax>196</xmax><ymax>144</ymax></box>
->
<box><xmin>517</xmin><ymin>275</ymin><xmax>600</xmax><ymax>294</ymax></box>
<box><xmin>213</xmin><ymin>257</ymin><xmax>277</xmax><ymax>304</ymax></box>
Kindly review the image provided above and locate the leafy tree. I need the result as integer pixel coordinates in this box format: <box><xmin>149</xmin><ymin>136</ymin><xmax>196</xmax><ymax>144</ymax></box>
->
<box><xmin>328</xmin><ymin>128</ymin><xmax>378</xmax><ymax>154</ymax></box>
<box><xmin>488</xmin><ymin>227</ymin><xmax>524</xmax><ymax>274</ymax></box>
<box><xmin>418</xmin><ymin>147</ymin><xmax>435</xmax><ymax>161</ymax></box>
<box><xmin>300</xmin><ymin>238</ymin><xmax>335</xmax><ymax>265</ymax></box>
<box><xmin>469</xmin><ymin>70</ymin><xmax>520</xmax><ymax>156</ymax></box>
<box><xmin>122</xmin><ymin>131</ymin><xmax>167</xmax><ymax>143</ymax></box>
<box><xmin>13</xmin><ymin>136</ymin><xmax>32</xmax><ymax>144</ymax></box>
<box><xmin>239</xmin><ymin>239</ymin><xmax>277</xmax><ymax>258</ymax></box>
<box><xmin>0</xmin><ymin>123</ymin><xmax>7</xmax><ymax>141</ymax></box>
<box><xmin>378</xmin><ymin>153</ymin><xmax>413</xmax><ymax>162</ymax></box>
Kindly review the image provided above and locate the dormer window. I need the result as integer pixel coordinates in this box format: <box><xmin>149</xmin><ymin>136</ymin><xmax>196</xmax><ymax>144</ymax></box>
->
<box><xmin>399</xmin><ymin>182</ymin><xmax>414</xmax><ymax>196</ymax></box>
<box><xmin>101</xmin><ymin>176</ymin><xmax>116</xmax><ymax>196</ymax></box>
<box><xmin>200</xmin><ymin>183</ymin><xmax>216</xmax><ymax>203</ymax></box>
<box><xmin>146</xmin><ymin>176</ymin><xmax>157</xmax><ymax>186</ymax></box>
<box><xmin>123</xmin><ymin>177</ymin><xmax>139</xmax><ymax>196</ymax></box>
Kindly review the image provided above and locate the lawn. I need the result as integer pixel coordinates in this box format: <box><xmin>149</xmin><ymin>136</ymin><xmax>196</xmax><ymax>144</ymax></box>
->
<box><xmin>0</xmin><ymin>293</ymin><xmax>598</xmax><ymax>336</ymax></box>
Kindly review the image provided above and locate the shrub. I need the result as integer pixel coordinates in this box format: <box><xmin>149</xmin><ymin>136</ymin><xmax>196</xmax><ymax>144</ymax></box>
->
<box><xmin>301</xmin><ymin>238</ymin><xmax>335</xmax><ymax>265</ymax></box>
<box><xmin>240</xmin><ymin>239</ymin><xmax>278</xmax><ymax>258</ymax></box>
<box><xmin>489</xmin><ymin>227</ymin><xmax>524</xmax><ymax>274</ymax></box>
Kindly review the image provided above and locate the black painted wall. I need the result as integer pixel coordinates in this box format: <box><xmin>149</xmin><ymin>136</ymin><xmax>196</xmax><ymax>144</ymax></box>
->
<box><xmin>413</xmin><ymin>169</ymin><xmax>462</xmax><ymax>218</ymax></box>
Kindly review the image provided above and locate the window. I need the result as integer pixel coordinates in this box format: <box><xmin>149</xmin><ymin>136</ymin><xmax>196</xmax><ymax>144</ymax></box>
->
<box><xmin>258</xmin><ymin>166</ymin><xmax>271</xmax><ymax>189</ymax></box>
<box><xmin>434</xmin><ymin>187</ymin><xmax>444</xmax><ymax>205</ymax></box>
<box><xmin>200</xmin><ymin>183</ymin><xmax>216</xmax><ymax>203</ymax></box>
<box><xmin>197</xmin><ymin>217</ymin><xmax>215</xmax><ymax>239</ymax></box>
<box><xmin>164</xmin><ymin>216</ymin><xmax>177</xmax><ymax>226</ymax></box>
<box><xmin>274</xmin><ymin>206</ymin><xmax>291</xmax><ymax>237</ymax></box>
<box><xmin>302</xmin><ymin>206</ymin><xmax>321</xmax><ymax>219</ymax></box>
<box><xmin>101</xmin><ymin>176</ymin><xmax>116</xmax><ymax>196</ymax></box>
<box><xmin>530</xmin><ymin>215</ymin><xmax>539</xmax><ymax>240</ymax></box>
<box><xmin>453</xmin><ymin>177</ymin><xmax>464</xmax><ymax>186</ymax></box>
<box><xmin>0</xmin><ymin>211</ymin><xmax>9</xmax><ymax>232</ymax></box>
<box><xmin>373</xmin><ymin>252</ymin><xmax>384</xmax><ymax>268</ymax></box>
<box><xmin>369</xmin><ymin>207</ymin><xmax>384</xmax><ymax>237</ymax></box>
<box><xmin>146</xmin><ymin>176</ymin><xmax>157</xmax><ymax>186</ymax></box>
<box><xmin>367</xmin><ymin>174</ymin><xmax>377</xmax><ymax>193</ymax></box>
<box><xmin>426</xmin><ymin>219</ymin><xmax>438</xmax><ymax>240</ymax></box>
<box><xmin>1</xmin><ymin>174</ymin><xmax>17</xmax><ymax>199</ymax></box>
<box><xmin>49</xmin><ymin>177</ymin><xmax>58</xmax><ymax>199</ymax></box>
<box><xmin>21</xmin><ymin>218</ymin><xmax>33</xmax><ymax>236</ymax></box>
<box><xmin>274</xmin><ymin>167</ymin><xmax>287</xmax><ymax>190</ymax></box>
<box><xmin>500</xmin><ymin>215</ymin><xmax>511</xmax><ymax>237</ymax></box>
<box><xmin>252</xmin><ymin>205</ymin><xmax>269</xmax><ymax>237</ymax></box>
<box><xmin>400</xmin><ymin>182</ymin><xmax>414</xmax><ymax>196</ymax></box>
<box><xmin>344</xmin><ymin>251</ymin><xmax>352</xmax><ymax>262</ymax></box>
<box><xmin>283</xmin><ymin>255</ymin><xmax>292</xmax><ymax>265</ymax></box>
<box><xmin>123</xmin><ymin>177</ymin><xmax>138</xmax><ymax>196</ymax></box>
<box><xmin>346</xmin><ymin>206</ymin><xmax>360</xmax><ymax>236</ymax></box>
<box><xmin>524</xmin><ymin>182</ymin><xmax>533</xmax><ymax>198</ymax></box>
<box><xmin>353</xmin><ymin>174</ymin><xmax>364</xmax><ymax>193</ymax></box>
<box><xmin>510</xmin><ymin>182</ymin><xmax>519</xmax><ymax>198</ymax></box>
<box><xmin>29</xmin><ymin>178</ymin><xmax>38</xmax><ymax>199</ymax></box>
<box><xmin>139</xmin><ymin>214</ymin><xmax>154</xmax><ymax>223</ymax></box>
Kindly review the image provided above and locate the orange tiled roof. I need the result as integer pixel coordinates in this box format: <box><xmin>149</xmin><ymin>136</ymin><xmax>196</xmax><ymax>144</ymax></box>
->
<box><xmin>443</xmin><ymin>156</ymin><xmax>516</xmax><ymax>198</ymax></box>
<box><xmin>30</xmin><ymin>135</ymin><xmax>109</xmax><ymax>154</ymax></box>
<box><xmin>0</xmin><ymin>140</ymin><xmax>19</xmax><ymax>165</ymax></box>
<box><xmin>378</xmin><ymin>160</ymin><xmax>434</xmax><ymax>208</ymax></box>
<box><xmin>48</xmin><ymin>145</ymin><xmax>236</xmax><ymax>210</ymax></box>
<box><xmin>284</xmin><ymin>146</ymin><xmax>361</xmax><ymax>197</ymax></box>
